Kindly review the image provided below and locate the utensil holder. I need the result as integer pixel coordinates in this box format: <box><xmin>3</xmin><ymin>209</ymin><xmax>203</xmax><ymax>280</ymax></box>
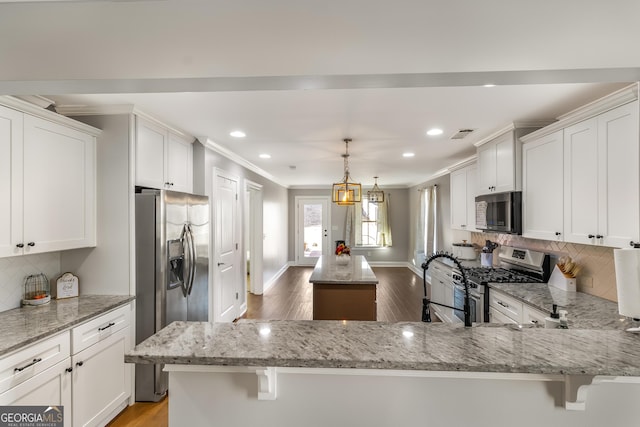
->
<box><xmin>548</xmin><ymin>265</ymin><xmax>576</xmax><ymax>292</ymax></box>
<box><xmin>480</xmin><ymin>253</ymin><xmax>493</xmax><ymax>267</ymax></box>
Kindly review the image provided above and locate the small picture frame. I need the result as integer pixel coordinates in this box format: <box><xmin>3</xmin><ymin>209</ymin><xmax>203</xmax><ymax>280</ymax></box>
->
<box><xmin>53</xmin><ymin>272</ymin><xmax>79</xmax><ymax>299</ymax></box>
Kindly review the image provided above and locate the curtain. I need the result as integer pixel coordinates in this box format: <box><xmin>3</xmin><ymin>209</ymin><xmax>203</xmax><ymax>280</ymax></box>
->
<box><xmin>344</xmin><ymin>203</ymin><xmax>360</xmax><ymax>247</ymax></box>
<box><xmin>376</xmin><ymin>197</ymin><xmax>392</xmax><ymax>247</ymax></box>
<box><xmin>416</xmin><ymin>185</ymin><xmax>439</xmax><ymax>258</ymax></box>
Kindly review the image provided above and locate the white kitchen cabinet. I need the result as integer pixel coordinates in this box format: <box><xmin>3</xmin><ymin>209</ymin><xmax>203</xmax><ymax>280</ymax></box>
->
<box><xmin>450</xmin><ymin>164</ymin><xmax>477</xmax><ymax>231</ymax></box>
<box><xmin>477</xmin><ymin>131</ymin><xmax>516</xmax><ymax>195</ymax></box>
<box><xmin>489</xmin><ymin>288</ymin><xmax>547</xmax><ymax>325</ymax></box>
<box><xmin>0</xmin><ymin>101</ymin><xmax>97</xmax><ymax>258</ymax></box>
<box><xmin>488</xmin><ymin>306</ymin><xmax>517</xmax><ymax>324</ymax></box>
<box><xmin>428</xmin><ymin>261</ymin><xmax>454</xmax><ymax>323</ymax></box>
<box><xmin>136</xmin><ymin>116</ymin><xmax>193</xmax><ymax>193</ymax></box>
<box><xmin>522</xmin><ymin>130</ymin><xmax>564</xmax><ymax>241</ymax></box>
<box><xmin>522</xmin><ymin>304</ymin><xmax>547</xmax><ymax>327</ymax></box>
<box><xmin>563</xmin><ymin>101</ymin><xmax>639</xmax><ymax>247</ymax></box>
<box><xmin>71</xmin><ymin>304</ymin><xmax>132</xmax><ymax>427</ymax></box>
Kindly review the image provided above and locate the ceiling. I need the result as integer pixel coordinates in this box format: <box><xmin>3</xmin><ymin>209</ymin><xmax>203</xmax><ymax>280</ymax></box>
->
<box><xmin>2</xmin><ymin>0</ymin><xmax>640</xmax><ymax>188</ymax></box>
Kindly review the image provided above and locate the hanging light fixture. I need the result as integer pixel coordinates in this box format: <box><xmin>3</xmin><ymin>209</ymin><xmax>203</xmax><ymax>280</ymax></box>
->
<box><xmin>332</xmin><ymin>138</ymin><xmax>362</xmax><ymax>205</ymax></box>
<box><xmin>368</xmin><ymin>176</ymin><xmax>385</xmax><ymax>203</ymax></box>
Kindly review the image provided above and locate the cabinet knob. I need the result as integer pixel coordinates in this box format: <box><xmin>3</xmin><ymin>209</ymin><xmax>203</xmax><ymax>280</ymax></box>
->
<box><xmin>555</xmin><ymin>232</ymin><xmax>561</xmax><ymax>236</ymax></box>
<box><xmin>588</xmin><ymin>234</ymin><xmax>595</xmax><ymax>239</ymax></box>
<box><xmin>76</xmin><ymin>361</ymin><xmax>84</xmax><ymax>367</ymax></box>
<box><xmin>596</xmin><ymin>234</ymin><xmax>603</xmax><ymax>239</ymax></box>
<box><xmin>65</xmin><ymin>367</ymin><xmax>73</xmax><ymax>373</ymax></box>
<box><xmin>27</xmin><ymin>242</ymin><xmax>35</xmax><ymax>247</ymax></box>
<box><xmin>16</xmin><ymin>243</ymin><xmax>24</xmax><ymax>248</ymax></box>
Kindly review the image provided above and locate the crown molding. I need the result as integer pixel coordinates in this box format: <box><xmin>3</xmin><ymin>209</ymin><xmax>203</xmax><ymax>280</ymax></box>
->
<box><xmin>521</xmin><ymin>83</ymin><xmax>639</xmax><ymax>142</ymax></box>
<box><xmin>447</xmin><ymin>155</ymin><xmax>478</xmax><ymax>172</ymax></box>
<box><xmin>0</xmin><ymin>95</ymin><xmax>101</xmax><ymax>136</ymax></box>
<box><xmin>473</xmin><ymin>121</ymin><xmax>554</xmax><ymax>148</ymax></box>
<box><xmin>200</xmin><ymin>138</ymin><xmax>289</xmax><ymax>188</ymax></box>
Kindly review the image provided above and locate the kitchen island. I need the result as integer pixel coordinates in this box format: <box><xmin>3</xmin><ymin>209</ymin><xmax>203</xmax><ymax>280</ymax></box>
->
<box><xmin>308</xmin><ymin>255</ymin><xmax>378</xmax><ymax>320</ymax></box>
<box><xmin>126</xmin><ymin>319</ymin><xmax>640</xmax><ymax>427</ymax></box>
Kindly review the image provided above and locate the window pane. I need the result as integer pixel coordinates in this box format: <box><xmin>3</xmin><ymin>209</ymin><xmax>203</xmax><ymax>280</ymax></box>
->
<box><xmin>360</xmin><ymin>198</ymin><xmax>379</xmax><ymax>247</ymax></box>
<box><xmin>303</xmin><ymin>203</ymin><xmax>322</xmax><ymax>258</ymax></box>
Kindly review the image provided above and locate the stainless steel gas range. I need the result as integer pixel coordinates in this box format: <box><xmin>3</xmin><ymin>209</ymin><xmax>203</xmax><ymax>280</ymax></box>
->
<box><xmin>452</xmin><ymin>246</ymin><xmax>551</xmax><ymax>323</ymax></box>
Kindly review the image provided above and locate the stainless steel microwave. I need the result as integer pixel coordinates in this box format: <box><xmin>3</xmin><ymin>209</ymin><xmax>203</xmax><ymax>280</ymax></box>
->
<box><xmin>475</xmin><ymin>191</ymin><xmax>522</xmax><ymax>234</ymax></box>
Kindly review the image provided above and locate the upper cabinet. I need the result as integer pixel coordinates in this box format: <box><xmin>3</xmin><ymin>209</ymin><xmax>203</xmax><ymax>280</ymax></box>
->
<box><xmin>522</xmin><ymin>130</ymin><xmax>564</xmax><ymax>240</ymax></box>
<box><xmin>522</xmin><ymin>84</ymin><xmax>640</xmax><ymax>248</ymax></box>
<box><xmin>475</xmin><ymin>125</ymin><xmax>541</xmax><ymax>196</ymax></box>
<box><xmin>0</xmin><ymin>99</ymin><xmax>98</xmax><ymax>259</ymax></box>
<box><xmin>135</xmin><ymin>116</ymin><xmax>193</xmax><ymax>193</ymax></box>
<box><xmin>450</xmin><ymin>163</ymin><xmax>477</xmax><ymax>231</ymax></box>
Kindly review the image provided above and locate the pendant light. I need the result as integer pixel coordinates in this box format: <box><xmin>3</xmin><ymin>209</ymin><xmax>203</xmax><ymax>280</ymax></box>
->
<box><xmin>368</xmin><ymin>176</ymin><xmax>385</xmax><ymax>203</ymax></box>
<box><xmin>332</xmin><ymin>138</ymin><xmax>362</xmax><ymax>205</ymax></box>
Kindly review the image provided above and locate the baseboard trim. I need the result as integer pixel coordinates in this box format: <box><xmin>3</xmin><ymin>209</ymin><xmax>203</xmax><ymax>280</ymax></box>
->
<box><xmin>408</xmin><ymin>263</ymin><xmax>424</xmax><ymax>277</ymax></box>
<box><xmin>367</xmin><ymin>261</ymin><xmax>411</xmax><ymax>268</ymax></box>
<box><xmin>262</xmin><ymin>263</ymin><xmax>291</xmax><ymax>293</ymax></box>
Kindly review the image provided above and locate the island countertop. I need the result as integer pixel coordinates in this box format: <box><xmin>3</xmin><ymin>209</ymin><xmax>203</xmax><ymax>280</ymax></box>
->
<box><xmin>125</xmin><ymin>319</ymin><xmax>640</xmax><ymax>376</ymax></box>
<box><xmin>308</xmin><ymin>255</ymin><xmax>378</xmax><ymax>285</ymax></box>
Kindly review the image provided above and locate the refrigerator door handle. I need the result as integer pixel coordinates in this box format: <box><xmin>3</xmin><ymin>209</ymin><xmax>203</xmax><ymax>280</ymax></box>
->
<box><xmin>186</xmin><ymin>224</ymin><xmax>198</xmax><ymax>295</ymax></box>
<box><xmin>180</xmin><ymin>224</ymin><xmax>192</xmax><ymax>298</ymax></box>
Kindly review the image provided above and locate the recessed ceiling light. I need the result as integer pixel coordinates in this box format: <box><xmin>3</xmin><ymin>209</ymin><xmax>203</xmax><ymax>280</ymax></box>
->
<box><xmin>230</xmin><ymin>130</ymin><xmax>246</xmax><ymax>138</ymax></box>
<box><xmin>483</xmin><ymin>84</ymin><xmax>496</xmax><ymax>88</ymax></box>
<box><xmin>426</xmin><ymin>128</ymin><xmax>443</xmax><ymax>136</ymax></box>
<box><xmin>259</xmin><ymin>154</ymin><xmax>271</xmax><ymax>159</ymax></box>
<box><xmin>403</xmin><ymin>152</ymin><xmax>415</xmax><ymax>158</ymax></box>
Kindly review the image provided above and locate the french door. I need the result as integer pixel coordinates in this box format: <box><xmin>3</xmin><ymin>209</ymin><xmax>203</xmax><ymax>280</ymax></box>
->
<box><xmin>295</xmin><ymin>197</ymin><xmax>330</xmax><ymax>266</ymax></box>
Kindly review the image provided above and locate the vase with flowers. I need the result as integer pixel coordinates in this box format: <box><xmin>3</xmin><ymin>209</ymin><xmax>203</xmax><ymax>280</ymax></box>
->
<box><xmin>335</xmin><ymin>243</ymin><xmax>351</xmax><ymax>265</ymax></box>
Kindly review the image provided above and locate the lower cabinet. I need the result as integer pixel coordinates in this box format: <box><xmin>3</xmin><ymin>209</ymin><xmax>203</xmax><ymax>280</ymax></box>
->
<box><xmin>489</xmin><ymin>288</ymin><xmax>546</xmax><ymax>325</ymax></box>
<box><xmin>0</xmin><ymin>304</ymin><xmax>132</xmax><ymax>427</ymax></box>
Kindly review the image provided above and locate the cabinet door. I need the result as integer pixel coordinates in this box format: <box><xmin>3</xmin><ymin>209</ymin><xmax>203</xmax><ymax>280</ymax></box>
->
<box><xmin>166</xmin><ymin>132</ymin><xmax>193</xmax><ymax>193</ymax></box>
<box><xmin>489</xmin><ymin>307</ymin><xmax>518</xmax><ymax>324</ymax></box>
<box><xmin>563</xmin><ymin>117</ymin><xmax>599</xmax><ymax>245</ymax></box>
<box><xmin>0</xmin><ymin>105</ymin><xmax>23</xmax><ymax>258</ymax></box>
<box><xmin>136</xmin><ymin>117</ymin><xmax>167</xmax><ymax>189</ymax></box>
<box><xmin>72</xmin><ymin>327</ymin><xmax>131</xmax><ymax>427</ymax></box>
<box><xmin>598</xmin><ymin>101</ymin><xmax>640</xmax><ymax>247</ymax></box>
<box><xmin>450</xmin><ymin>168</ymin><xmax>468</xmax><ymax>229</ymax></box>
<box><xmin>493</xmin><ymin>132</ymin><xmax>516</xmax><ymax>193</ymax></box>
<box><xmin>522</xmin><ymin>304</ymin><xmax>546</xmax><ymax>327</ymax></box>
<box><xmin>465</xmin><ymin>165</ymin><xmax>478</xmax><ymax>231</ymax></box>
<box><xmin>477</xmin><ymin>142</ymin><xmax>496</xmax><ymax>195</ymax></box>
<box><xmin>0</xmin><ymin>360</ymin><xmax>72</xmax><ymax>427</ymax></box>
<box><xmin>23</xmin><ymin>115</ymin><xmax>96</xmax><ymax>253</ymax></box>
<box><xmin>522</xmin><ymin>131</ymin><xmax>564</xmax><ymax>240</ymax></box>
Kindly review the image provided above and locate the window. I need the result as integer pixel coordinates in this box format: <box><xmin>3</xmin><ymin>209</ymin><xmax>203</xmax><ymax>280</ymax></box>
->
<box><xmin>359</xmin><ymin>197</ymin><xmax>379</xmax><ymax>247</ymax></box>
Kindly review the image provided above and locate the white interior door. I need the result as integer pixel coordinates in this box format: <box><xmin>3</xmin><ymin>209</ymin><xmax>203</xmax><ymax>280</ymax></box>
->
<box><xmin>295</xmin><ymin>197</ymin><xmax>329</xmax><ymax>266</ymax></box>
<box><xmin>213</xmin><ymin>170</ymin><xmax>241</xmax><ymax>322</ymax></box>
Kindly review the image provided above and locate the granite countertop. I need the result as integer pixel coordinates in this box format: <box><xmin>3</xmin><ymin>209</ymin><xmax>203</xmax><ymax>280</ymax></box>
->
<box><xmin>0</xmin><ymin>295</ymin><xmax>134</xmax><ymax>357</ymax></box>
<box><xmin>488</xmin><ymin>282</ymin><xmax>639</xmax><ymax>330</ymax></box>
<box><xmin>309</xmin><ymin>255</ymin><xmax>378</xmax><ymax>285</ymax></box>
<box><xmin>125</xmin><ymin>319</ymin><xmax>640</xmax><ymax>376</ymax></box>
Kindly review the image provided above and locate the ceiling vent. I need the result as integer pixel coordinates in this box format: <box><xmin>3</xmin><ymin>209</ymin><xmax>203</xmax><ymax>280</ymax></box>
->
<box><xmin>450</xmin><ymin>129</ymin><xmax>475</xmax><ymax>140</ymax></box>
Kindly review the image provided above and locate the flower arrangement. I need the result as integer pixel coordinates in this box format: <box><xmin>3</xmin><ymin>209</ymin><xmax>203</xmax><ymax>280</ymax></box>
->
<box><xmin>335</xmin><ymin>243</ymin><xmax>351</xmax><ymax>256</ymax></box>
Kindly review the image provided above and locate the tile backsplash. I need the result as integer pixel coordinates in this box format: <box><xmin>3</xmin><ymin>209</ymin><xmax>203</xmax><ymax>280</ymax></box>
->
<box><xmin>0</xmin><ymin>253</ymin><xmax>60</xmax><ymax>312</ymax></box>
<box><xmin>471</xmin><ymin>233</ymin><xmax>618</xmax><ymax>302</ymax></box>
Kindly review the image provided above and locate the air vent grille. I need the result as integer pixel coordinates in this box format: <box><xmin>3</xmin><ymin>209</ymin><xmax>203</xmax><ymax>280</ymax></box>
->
<box><xmin>450</xmin><ymin>129</ymin><xmax>475</xmax><ymax>139</ymax></box>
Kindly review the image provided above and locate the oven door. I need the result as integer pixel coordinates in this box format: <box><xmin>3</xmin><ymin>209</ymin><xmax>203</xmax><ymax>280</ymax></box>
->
<box><xmin>453</xmin><ymin>284</ymin><xmax>481</xmax><ymax>323</ymax></box>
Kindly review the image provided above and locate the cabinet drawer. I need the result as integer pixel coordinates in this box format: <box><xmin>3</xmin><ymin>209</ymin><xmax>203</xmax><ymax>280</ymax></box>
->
<box><xmin>522</xmin><ymin>304</ymin><xmax>547</xmax><ymax>327</ymax></box>
<box><xmin>489</xmin><ymin>290</ymin><xmax>522</xmax><ymax>322</ymax></box>
<box><xmin>72</xmin><ymin>304</ymin><xmax>131</xmax><ymax>354</ymax></box>
<box><xmin>489</xmin><ymin>307</ymin><xmax>518</xmax><ymax>324</ymax></box>
<box><xmin>0</xmin><ymin>332</ymin><xmax>70</xmax><ymax>394</ymax></box>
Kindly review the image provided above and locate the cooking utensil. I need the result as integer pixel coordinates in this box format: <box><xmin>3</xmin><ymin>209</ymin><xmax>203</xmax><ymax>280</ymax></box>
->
<box><xmin>452</xmin><ymin>240</ymin><xmax>478</xmax><ymax>260</ymax></box>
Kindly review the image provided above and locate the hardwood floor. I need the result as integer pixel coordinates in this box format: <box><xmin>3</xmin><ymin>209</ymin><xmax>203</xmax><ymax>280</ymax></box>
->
<box><xmin>114</xmin><ymin>266</ymin><xmax>426</xmax><ymax>426</ymax></box>
<box><xmin>243</xmin><ymin>266</ymin><xmax>427</xmax><ymax>322</ymax></box>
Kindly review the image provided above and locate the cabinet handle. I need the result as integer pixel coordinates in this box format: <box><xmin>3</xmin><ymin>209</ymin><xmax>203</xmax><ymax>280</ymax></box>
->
<box><xmin>165</xmin><ymin>182</ymin><xmax>171</xmax><ymax>186</ymax></box>
<box><xmin>531</xmin><ymin>320</ymin><xmax>539</xmax><ymax>324</ymax></box>
<box><xmin>497</xmin><ymin>301</ymin><xmax>509</xmax><ymax>308</ymax></box>
<box><xmin>65</xmin><ymin>367</ymin><xmax>73</xmax><ymax>373</ymax></box>
<box><xmin>76</xmin><ymin>361</ymin><xmax>84</xmax><ymax>367</ymax></box>
<box><xmin>16</xmin><ymin>243</ymin><xmax>24</xmax><ymax>248</ymax></box>
<box><xmin>596</xmin><ymin>235</ymin><xmax>603</xmax><ymax>239</ymax></box>
<box><xmin>630</xmin><ymin>241</ymin><xmax>640</xmax><ymax>248</ymax></box>
<box><xmin>98</xmin><ymin>322</ymin><xmax>115</xmax><ymax>332</ymax></box>
<box><xmin>555</xmin><ymin>232</ymin><xmax>561</xmax><ymax>236</ymax></box>
<box><xmin>461</xmin><ymin>224</ymin><xmax>466</xmax><ymax>228</ymax></box>
<box><xmin>588</xmin><ymin>234</ymin><xmax>595</xmax><ymax>239</ymax></box>
<box><xmin>27</xmin><ymin>242</ymin><xmax>35</xmax><ymax>247</ymax></box>
<box><xmin>14</xmin><ymin>358</ymin><xmax>42</xmax><ymax>373</ymax></box>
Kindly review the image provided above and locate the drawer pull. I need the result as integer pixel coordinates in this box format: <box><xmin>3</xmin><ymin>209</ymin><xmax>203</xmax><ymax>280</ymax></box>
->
<box><xmin>76</xmin><ymin>361</ymin><xmax>84</xmax><ymax>367</ymax></box>
<box><xmin>531</xmin><ymin>320</ymin><xmax>539</xmax><ymax>324</ymax></box>
<box><xmin>14</xmin><ymin>358</ymin><xmax>42</xmax><ymax>373</ymax></box>
<box><xmin>98</xmin><ymin>322</ymin><xmax>115</xmax><ymax>332</ymax></box>
<box><xmin>497</xmin><ymin>301</ymin><xmax>509</xmax><ymax>308</ymax></box>
<box><xmin>66</xmin><ymin>367</ymin><xmax>73</xmax><ymax>373</ymax></box>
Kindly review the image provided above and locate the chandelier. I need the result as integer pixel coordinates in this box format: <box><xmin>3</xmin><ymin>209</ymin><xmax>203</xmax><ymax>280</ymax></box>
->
<box><xmin>367</xmin><ymin>176</ymin><xmax>385</xmax><ymax>203</ymax></box>
<box><xmin>332</xmin><ymin>138</ymin><xmax>362</xmax><ymax>205</ymax></box>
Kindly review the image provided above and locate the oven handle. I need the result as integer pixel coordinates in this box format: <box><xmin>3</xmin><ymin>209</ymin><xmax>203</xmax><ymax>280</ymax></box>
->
<box><xmin>453</xmin><ymin>283</ymin><xmax>481</xmax><ymax>300</ymax></box>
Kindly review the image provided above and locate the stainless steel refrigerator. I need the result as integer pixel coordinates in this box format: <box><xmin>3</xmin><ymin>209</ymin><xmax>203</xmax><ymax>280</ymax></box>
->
<box><xmin>134</xmin><ymin>189</ymin><xmax>210</xmax><ymax>402</ymax></box>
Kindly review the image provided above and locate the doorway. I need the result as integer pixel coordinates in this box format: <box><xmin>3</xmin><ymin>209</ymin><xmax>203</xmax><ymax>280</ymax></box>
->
<box><xmin>294</xmin><ymin>197</ymin><xmax>330</xmax><ymax>266</ymax></box>
<box><xmin>244</xmin><ymin>180</ymin><xmax>263</xmax><ymax>295</ymax></box>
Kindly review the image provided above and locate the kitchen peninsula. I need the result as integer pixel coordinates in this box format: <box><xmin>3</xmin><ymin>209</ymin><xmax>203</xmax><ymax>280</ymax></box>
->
<box><xmin>126</xmin><ymin>319</ymin><xmax>640</xmax><ymax>427</ymax></box>
<box><xmin>308</xmin><ymin>255</ymin><xmax>378</xmax><ymax>320</ymax></box>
